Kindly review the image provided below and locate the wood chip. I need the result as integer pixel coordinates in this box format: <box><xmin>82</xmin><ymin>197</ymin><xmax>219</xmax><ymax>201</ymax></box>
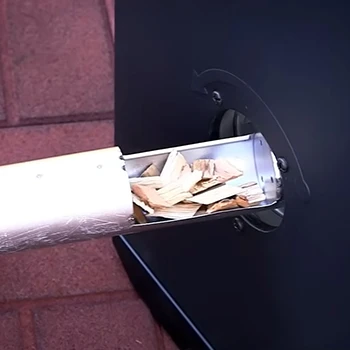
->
<box><xmin>192</xmin><ymin>159</ymin><xmax>215</xmax><ymax>179</ymax></box>
<box><xmin>188</xmin><ymin>184</ymin><xmax>244</xmax><ymax>205</ymax></box>
<box><xmin>148</xmin><ymin>203</ymin><xmax>201</xmax><ymax>220</ymax></box>
<box><xmin>157</xmin><ymin>170</ymin><xmax>202</xmax><ymax>205</ymax></box>
<box><xmin>214</xmin><ymin>158</ymin><xmax>243</xmax><ymax>181</ymax></box>
<box><xmin>132</xmin><ymin>193</ymin><xmax>154</xmax><ymax>214</ymax></box>
<box><xmin>196</xmin><ymin>205</ymin><xmax>208</xmax><ymax>216</ymax></box>
<box><xmin>131</xmin><ymin>184</ymin><xmax>171</xmax><ymax>208</ymax></box>
<box><xmin>129</xmin><ymin>147</ymin><xmax>270</xmax><ymax>220</ymax></box>
<box><xmin>160</xmin><ymin>150</ymin><xmax>188</xmax><ymax>185</ymax></box>
<box><xmin>236</xmin><ymin>196</ymin><xmax>249</xmax><ymax>207</ymax></box>
<box><xmin>238</xmin><ymin>183</ymin><xmax>265</xmax><ymax>204</ymax></box>
<box><xmin>133</xmin><ymin>203</ymin><xmax>148</xmax><ymax>223</ymax></box>
<box><xmin>206</xmin><ymin>199</ymin><xmax>238</xmax><ymax>213</ymax></box>
<box><xmin>141</xmin><ymin>164</ymin><xmax>160</xmax><ymax>177</ymax></box>
<box><xmin>190</xmin><ymin>160</ymin><xmax>243</xmax><ymax>195</ymax></box>
<box><xmin>158</xmin><ymin>170</ymin><xmax>202</xmax><ymax>195</ymax></box>
<box><xmin>165</xmin><ymin>192</ymin><xmax>193</xmax><ymax>206</ymax></box>
<box><xmin>190</xmin><ymin>177</ymin><xmax>222</xmax><ymax>194</ymax></box>
<box><xmin>179</xmin><ymin>170</ymin><xmax>203</xmax><ymax>192</ymax></box>
<box><xmin>179</xmin><ymin>164</ymin><xmax>192</xmax><ymax>178</ymax></box>
<box><xmin>129</xmin><ymin>176</ymin><xmax>163</xmax><ymax>189</ymax></box>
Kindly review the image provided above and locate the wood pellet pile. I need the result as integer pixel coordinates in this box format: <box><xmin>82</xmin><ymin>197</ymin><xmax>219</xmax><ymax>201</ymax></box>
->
<box><xmin>129</xmin><ymin>149</ymin><xmax>266</xmax><ymax>223</ymax></box>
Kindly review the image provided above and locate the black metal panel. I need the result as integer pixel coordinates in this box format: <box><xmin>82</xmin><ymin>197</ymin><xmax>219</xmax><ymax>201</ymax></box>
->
<box><xmin>114</xmin><ymin>2</ymin><xmax>350</xmax><ymax>349</ymax></box>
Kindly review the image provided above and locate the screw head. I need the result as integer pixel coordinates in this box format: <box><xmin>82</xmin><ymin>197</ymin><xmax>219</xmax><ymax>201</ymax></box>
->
<box><xmin>212</xmin><ymin>91</ymin><xmax>222</xmax><ymax>106</ymax></box>
<box><xmin>233</xmin><ymin>217</ymin><xmax>244</xmax><ymax>232</ymax></box>
<box><xmin>277</xmin><ymin>157</ymin><xmax>288</xmax><ymax>172</ymax></box>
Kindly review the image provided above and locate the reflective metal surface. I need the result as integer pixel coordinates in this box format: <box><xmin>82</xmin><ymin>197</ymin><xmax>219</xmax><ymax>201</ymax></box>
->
<box><xmin>125</xmin><ymin>133</ymin><xmax>282</xmax><ymax>231</ymax></box>
<box><xmin>0</xmin><ymin>147</ymin><xmax>134</xmax><ymax>253</ymax></box>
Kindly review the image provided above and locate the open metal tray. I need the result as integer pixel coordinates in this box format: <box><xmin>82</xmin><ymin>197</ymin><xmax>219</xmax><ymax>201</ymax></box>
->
<box><xmin>124</xmin><ymin>133</ymin><xmax>282</xmax><ymax>233</ymax></box>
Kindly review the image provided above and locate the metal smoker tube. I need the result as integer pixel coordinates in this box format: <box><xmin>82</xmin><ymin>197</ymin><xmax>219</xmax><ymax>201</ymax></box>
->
<box><xmin>0</xmin><ymin>134</ymin><xmax>281</xmax><ymax>254</ymax></box>
<box><xmin>0</xmin><ymin>147</ymin><xmax>135</xmax><ymax>253</ymax></box>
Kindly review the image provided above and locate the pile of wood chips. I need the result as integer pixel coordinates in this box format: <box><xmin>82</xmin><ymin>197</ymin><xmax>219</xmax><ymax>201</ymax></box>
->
<box><xmin>130</xmin><ymin>149</ymin><xmax>266</xmax><ymax>223</ymax></box>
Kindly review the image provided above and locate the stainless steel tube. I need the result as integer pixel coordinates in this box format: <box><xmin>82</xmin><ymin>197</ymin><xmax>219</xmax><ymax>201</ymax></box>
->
<box><xmin>0</xmin><ymin>147</ymin><xmax>134</xmax><ymax>253</ymax></box>
<box><xmin>0</xmin><ymin>134</ymin><xmax>282</xmax><ymax>254</ymax></box>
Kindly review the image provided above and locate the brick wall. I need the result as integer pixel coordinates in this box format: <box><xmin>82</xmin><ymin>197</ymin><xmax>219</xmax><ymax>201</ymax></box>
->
<box><xmin>0</xmin><ymin>1</ymin><xmax>178</xmax><ymax>349</ymax></box>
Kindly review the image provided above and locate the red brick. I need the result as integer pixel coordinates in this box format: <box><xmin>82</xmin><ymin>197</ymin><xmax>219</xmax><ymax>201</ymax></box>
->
<box><xmin>0</xmin><ymin>238</ymin><xmax>132</xmax><ymax>302</ymax></box>
<box><xmin>6</xmin><ymin>0</ymin><xmax>114</xmax><ymax>120</ymax></box>
<box><xmin>0</xmin><ymin>120</ymin><xmax>134</xmax><ymax>300</ymax></box>
<box><xmin>18</xmin><ymin>308</ymin><xmax>37</xmax><ymax>350</ymax></box>
<box><xmin>0</xmin><ymin>311</ymin><xmax>21</xmax><ymax>349</ymax></box>
<box><xmin>0</xmin><ymin>2</ymin><xmax>5</xmax><ymax>120</ymax></box>
<box><xmin>104</xmin><ymin>0</ymin><xmax>115</xmax><ymax>41</ymax></box>
<box><xmin>0</xmin><ymin>74</ymin><xmax>5</xmax><ymax>120</ymax></box>
<box><xmin>162</xmin><ymin>329</ymin><xmax>180</xmax><ymax>350</ymax></box>
<box><xmin>34</xmin><ymin>299</ymin><xmax>159</xmax><ymax>350</ymax></box>
<box><xmin>0</xmin><ymin>120</ymin><xmax>114</xmax><ymax>165</ymax></box>
<box><xmin>0</xmin><ymin>88</ymin><xmax>4</xmax><ymax>120</ymax></box>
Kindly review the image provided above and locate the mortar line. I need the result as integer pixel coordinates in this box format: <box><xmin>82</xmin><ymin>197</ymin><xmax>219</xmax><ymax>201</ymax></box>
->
<box><xmin>0</xmin><ymin>289</ymin><xmax>139</xmax><ymax>311</ymax></box>
<box><xmin>18</xmin><ymin>307</ymin><xmax>38</xmax><ymax>350</ymax></box>
<box><xmin>0</xmin><ymin>0</ymin><xmax>20</xmax><ymax>126</ymax></box>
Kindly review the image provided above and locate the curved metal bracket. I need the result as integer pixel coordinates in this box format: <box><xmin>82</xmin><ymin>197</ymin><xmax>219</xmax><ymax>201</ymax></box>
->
<box><xmin>191</xmin><ymin>68</ymin><xmax>310</xmax><ymax>202</ymax></box>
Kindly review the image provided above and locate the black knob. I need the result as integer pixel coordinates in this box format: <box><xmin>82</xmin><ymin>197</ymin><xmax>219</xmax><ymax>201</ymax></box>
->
<box><xmin>277</xmin><ymin>157</ymin><xmax>288</xmax><ymax>172</ymax></box>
